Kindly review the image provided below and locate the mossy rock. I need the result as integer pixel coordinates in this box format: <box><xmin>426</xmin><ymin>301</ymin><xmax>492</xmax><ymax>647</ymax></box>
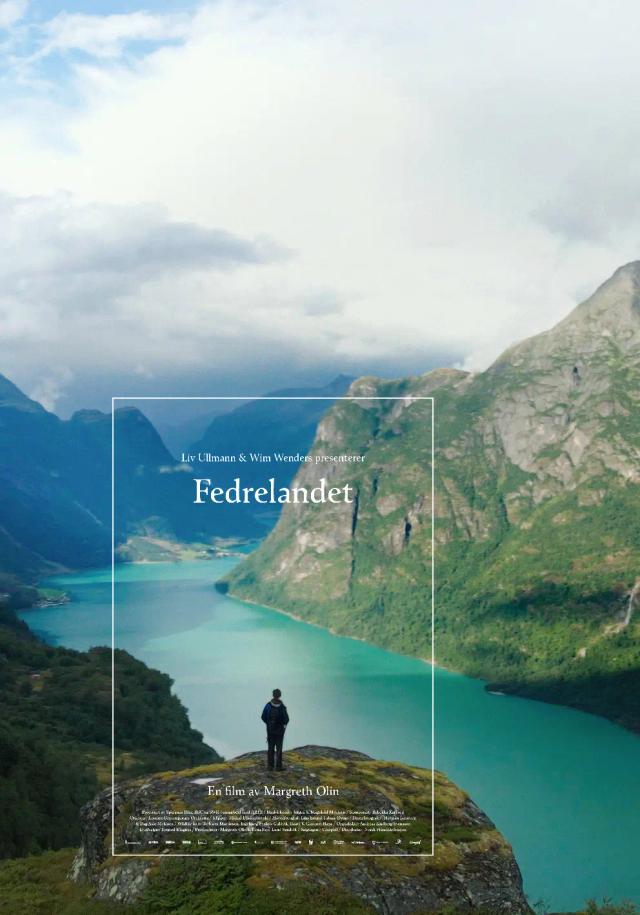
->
<box><xmin>69</xmin><ymin>746</ymin><xmax>533</xmax><ymax>914</ymax></box>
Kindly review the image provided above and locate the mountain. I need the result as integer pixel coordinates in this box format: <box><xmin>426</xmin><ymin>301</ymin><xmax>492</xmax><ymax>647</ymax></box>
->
<box><xmin>189</xmin><ymin>375</ymin><xmax>354</xmax><ymax>515</ymax></box>
<box><xmin>65</xmin><ymin>746</ymin><xmax>532</xmax><ymax>914</ymax></box>
<box><xmin>225</xmin><ymin>263</ymin><xmax>640</xmax><ymax>731</ymax></box>
<box><xmin>0</xmin><ymin>379</ymin><xmax>260</xmax><ymax>581</ymax></box>
<box><xmin>153</xmin><ymin>405</ymin><xmax>232</xmax><ymax>458</ymax></box>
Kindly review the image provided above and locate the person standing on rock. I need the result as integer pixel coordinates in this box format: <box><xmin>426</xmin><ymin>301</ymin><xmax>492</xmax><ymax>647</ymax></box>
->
<box><xmin>261</xmin><ymin>688</ymin><xmax>289</xmax><ymax>771</ymax></box>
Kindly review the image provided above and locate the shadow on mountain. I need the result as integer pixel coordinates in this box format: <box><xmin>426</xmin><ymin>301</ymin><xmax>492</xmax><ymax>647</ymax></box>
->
<box><xmin>468</xmin><ymin>581</ymin><xmax>625</xmax><ymax>623</ymax></box>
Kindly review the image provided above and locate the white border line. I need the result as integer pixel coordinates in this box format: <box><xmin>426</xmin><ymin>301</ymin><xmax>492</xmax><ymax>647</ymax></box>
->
<box><xmin>111</xmin><ymin>395</ymin><xmax>435</xmax><ymax>858</ymax></box>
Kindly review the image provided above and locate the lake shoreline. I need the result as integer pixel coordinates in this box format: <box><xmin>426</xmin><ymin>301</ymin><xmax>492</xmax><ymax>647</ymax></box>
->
<box><xmin>226</xmin><ymin>588</ymin><xmax>640</xmax><ymax>737</ymax></box>
<box><xmin>35</xmin><ymin>557</ymin><xmax>640</xmax><ymax>737</ymax></box>
<box><xmin>226</xmin><ymin>588</ymin><xmax>450</xmax><ymax>669</ymax></box>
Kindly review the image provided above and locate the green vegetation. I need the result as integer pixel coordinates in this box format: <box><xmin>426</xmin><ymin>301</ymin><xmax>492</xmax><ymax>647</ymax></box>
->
<box><xmin>1</xmin><ymin>849</ymin><xmax>635</xmax><ymax>915</ymax></box>
<box><xmin>35</xmin><ymin>587</ymin><xmax>67</xmax><ymax>602</ymax></box>
<box><xmin>0</xmin><ymin>849</ymin><xmax>374</xmax><ymax>914</ymax></box>
<box><xmin>0</xmin><ymin>850</ymin><xmax>127</xmax><ymax>915</ymax></box>
<box><xmin>0</xmin><ymin>572</ymin><xmax>42</xmax><ymax>610</ymax></box>
<box><xmin>117</xmin><ymin>535</ymin><xmax>230</xmax><ymax>563</ymax></box>
<box><xmin>581</xmin><ymin>904</ymin><xmax>639</xmax><ymax>915</ymax></box>
<box><xmin>0</xmin><ymin>605</ymin><xmax>220</xmax><ymax>859</ymax></box>
<box><xmin>137</xmin><ymin>856</ymin><xmax>373</xmax><ymax>914</ymax></box>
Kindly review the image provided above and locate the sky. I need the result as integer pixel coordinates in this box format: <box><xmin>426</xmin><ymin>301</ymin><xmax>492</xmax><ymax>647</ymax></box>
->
<box><xmin>1</xmin><ymin>0</ymin><xmax>640</xmax><ymax>414</ymax></box>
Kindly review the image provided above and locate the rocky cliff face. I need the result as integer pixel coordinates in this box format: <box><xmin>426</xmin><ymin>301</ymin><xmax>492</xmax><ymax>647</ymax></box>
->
<box><xmin>226</xmin><ymin>264</ymin><xmax>640</xmax><ymax>730</ymax></box>
<box><xmin>481</xmin><ymin>261</ymin><xmax>640</xmax><ymax>498</ymax></box>
<box><xmin>70</xmin><ymin>746</ymin><xmax>533</xmax><ymax>914</ymax></box>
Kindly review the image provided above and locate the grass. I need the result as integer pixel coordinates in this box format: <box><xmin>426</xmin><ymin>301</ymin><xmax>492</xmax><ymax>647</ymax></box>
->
<box><xmin>1</xmin><ymin>850</ymin><xmax>636</xmax><ymax>915</ymax></box>
<box><xmin>0</xmin><ymin>850</ymin><xmax>130</xmax><ymax>914</ymax></box>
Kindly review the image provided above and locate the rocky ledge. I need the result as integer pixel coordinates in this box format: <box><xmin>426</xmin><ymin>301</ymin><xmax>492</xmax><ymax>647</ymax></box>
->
<box><xmin>70</xmin><ymin>746</ymin><xmax>533</xmax><ymax>914</ymax></box>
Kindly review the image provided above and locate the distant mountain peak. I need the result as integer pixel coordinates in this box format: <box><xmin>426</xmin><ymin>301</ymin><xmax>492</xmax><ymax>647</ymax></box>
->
<box><xmin>606</xmin><ymin>258</ymin><xmax>640</xmax><ymax>282</ymax></box>
<box><xmin>493</xmin><ymin>260</ymin><xmax>640</xmax><ymax>371</ymax></box>
<box><xmin>0</xmin><ymin>374</ymin><xmax>46</xmax><ymax>413</ymax></box>
<box><xmin>325</xmin><ymin>373</ymin><xmax>356</xmax><ymax>391</ymax></box>
<box><xmin>70</xmin><ymin>409</ymin><xmax>107</xmax><ymax>424</ymax></box>
<box><xmin>560</xmin><ymin>259</ymin><xmax>640</xmax><ymax>328</ymax></box>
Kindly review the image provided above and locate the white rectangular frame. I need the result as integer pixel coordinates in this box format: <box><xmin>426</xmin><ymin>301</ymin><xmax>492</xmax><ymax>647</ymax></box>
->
<box><xmin>111</xmin><ymin>395</ymin><xmax>435</xmax><ymax>857</ymax></box>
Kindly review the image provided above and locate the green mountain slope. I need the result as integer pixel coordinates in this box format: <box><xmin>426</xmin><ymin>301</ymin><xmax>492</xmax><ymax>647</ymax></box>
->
<box><xmin>225</xmin><ymin>263</ymin><xmax>640</xmax><ymax>731</ymax></box>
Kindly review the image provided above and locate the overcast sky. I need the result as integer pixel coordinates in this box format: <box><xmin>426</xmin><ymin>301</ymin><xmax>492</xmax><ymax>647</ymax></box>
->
<box><xmin>1</xmin><ymin>0</ymin><xmax>639</xmax><ymax>414</ymax></box>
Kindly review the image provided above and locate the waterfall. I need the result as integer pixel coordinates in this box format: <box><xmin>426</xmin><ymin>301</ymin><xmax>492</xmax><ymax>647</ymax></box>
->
<box><xmin>622</xmin><ymin>580</ymin><xmax>640</xmax><ymax>628</ymax></box>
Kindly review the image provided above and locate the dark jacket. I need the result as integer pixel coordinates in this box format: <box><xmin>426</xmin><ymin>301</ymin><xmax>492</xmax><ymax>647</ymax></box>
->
<box><xmin>261</xmin><ymin>700</ymin><xmax>289</xmax><ymax>733</ymax></box>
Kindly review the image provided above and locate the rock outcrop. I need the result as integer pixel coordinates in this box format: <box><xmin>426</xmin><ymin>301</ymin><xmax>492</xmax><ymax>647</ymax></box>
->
<box><xmin>70</xmin><ymin>746</ymin><xmax>533</xmax><ymax>914</ymax></box>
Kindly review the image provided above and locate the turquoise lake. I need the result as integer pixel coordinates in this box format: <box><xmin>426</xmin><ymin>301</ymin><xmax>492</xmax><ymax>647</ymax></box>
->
<box><xmin>21</xmin><ymin>558</ymin><xmax>640</xmax><ymax>910</ymax></box>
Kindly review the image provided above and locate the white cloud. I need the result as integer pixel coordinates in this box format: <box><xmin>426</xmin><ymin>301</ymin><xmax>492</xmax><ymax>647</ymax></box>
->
<box><xmin>0</xmin><ymin>191</ymin><xmax>362</xmax><ymax>406</ymax></box>
<box><xmin>29</xmin><ymin>365</ymin><xmax>73</xmax><ymax>412</ymax></box>
<box><xmin>0</xmin><ymin>0</ymin><xmax>28</xmax><ymax>30</ymax></box>
<box><xmin>1</xmin><ymin>0</ymin><xmax>640</xmax><ymax>406</ymax></box>
<box><xmin>40</xmin><ymin>10</ymin><xmax>191</xmax><ymax>59</ymax></box>
<box><xmin>0</xmin><ymin>191</ymin><xmax>288</xmax><ymax>341</ymax></box>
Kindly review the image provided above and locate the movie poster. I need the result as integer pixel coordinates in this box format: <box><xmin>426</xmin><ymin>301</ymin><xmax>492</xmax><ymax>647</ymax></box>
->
<box><xmin>5</xmin><ymin>5</ymin><xmax>640</xmax><ymax>912</ymax></box>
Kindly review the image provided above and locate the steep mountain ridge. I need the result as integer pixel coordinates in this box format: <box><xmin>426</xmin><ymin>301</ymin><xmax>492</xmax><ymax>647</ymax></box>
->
<box><xmin>226</xmin><ymin>264</ymin><xmax>640</xmax><ymax>730</ymax></box>
<box><xmin>502</xmin><ymin>261</ymin><xmax>640</xmax><ymax>361</ymax></box>
<box><xmin>0</xmin><ymin>375</ymin><xmax>45</xmax><ymax>412</ymax></box>
<box><xmin>481</xmin><ymin>261</ymin><xmax>640</xmax><ymax>490</ymax></box>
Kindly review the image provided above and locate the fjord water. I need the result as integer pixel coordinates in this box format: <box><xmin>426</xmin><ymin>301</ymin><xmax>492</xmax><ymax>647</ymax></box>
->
<box><xmin>23</xmin><ymin>559</ymin><xmax>640</xmax><ymax>910</ymax></box>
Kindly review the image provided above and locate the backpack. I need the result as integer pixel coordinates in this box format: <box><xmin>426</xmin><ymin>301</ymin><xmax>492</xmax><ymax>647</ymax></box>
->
<box><xmin>267</xmin><ymin>703</ymin><xmax>285</xmax><ymax>731</ymax></box>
